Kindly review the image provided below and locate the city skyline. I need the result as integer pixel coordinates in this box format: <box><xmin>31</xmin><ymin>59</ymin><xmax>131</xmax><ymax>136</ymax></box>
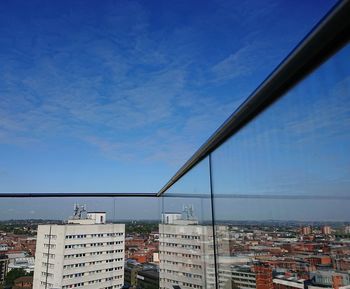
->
<box><xmin>0</xmin><ymin>1</ymin><xmax>349</xmax><ymax>289</ymax></box>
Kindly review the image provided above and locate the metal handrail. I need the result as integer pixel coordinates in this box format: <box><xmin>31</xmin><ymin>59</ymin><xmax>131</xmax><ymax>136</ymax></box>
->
<box><xmin>0</xmin><ymin>192</ymin><xmax>157</xmax><ymax>198</ymax></box>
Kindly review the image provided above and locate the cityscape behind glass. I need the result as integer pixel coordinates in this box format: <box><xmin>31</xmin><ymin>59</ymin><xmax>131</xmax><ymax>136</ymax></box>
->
<box><xmin>0</xmin><ymin>1</ymin><xmax>349</xmax><ymax>289</ymax></box>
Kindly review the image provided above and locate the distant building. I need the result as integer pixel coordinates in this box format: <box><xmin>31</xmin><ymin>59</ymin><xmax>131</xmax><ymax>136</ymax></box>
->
<box><xmin>0</xmin><ymin>254</ymin><xmax>9</xmax><ymax>284</ymax></box>
<box><xmin>310</xmin><ymin>271</ymin><xmax>350</xmax><ymax>288</ymax></box>
<box><xmin>159</xmin><ymin>207</ymin><xmax>228</xmax><ymax>289</ymax></box>
<box><xmin>124</xmin><ymin>259</ymin><xmax>143</xmax><ymax>288</ymax></box>
<box><xmin>152</xmin><ymin>252</ymin><xmax>159</xmax><ymax>263</ymax></box>
<box><xmin>301</xmin><ymin>227</ymin><xmax>312</xmax><ymax>235</ymax></box>
<box><xmin>344</xmin><ymin>226</ymin><xmax>350</xmax><ymax>234</ymax></box>
<box><xmin>125</xmin><ymin>237</ymin><xmax>158</xmax><ymax>264</ymax></box>
<box><xmin>13</xmin><ymin>276</ymin><xmax>33</xmax><ymax>288</ymax></box>
<box><xmin>136</xmin><ymin>263</ymin><xmax>159</xmax><ymax>289</ymax></box>
<box><xmin>161</xmin><ymin>213</ymin><xmax>182</xmax><ymax>225</ymax></box>
<box><xmin>273</xmin><ymin>275</ymin><xmax>305</xmax><ymax>289</ymax></box>
<box><xmin>33</xmin><ymin>205</ymin><xmax>125</xmax><ymax>289</ymax></box>
<box><xmin>8</xmin><ymin>256</ymin><xmax>35</xmax><ymax>273</ymax></box>
<box><xmin>322</xmin><ymin>226</ymin><xmax>332</xmax><ymax>235</ymax></box>
<box><xmin>255</xmin><ymin>264</ymin><xmax>274</xmax><ymax>289</ymax></box>
<box><xmin>0</xmin><ymin>244</ymin><xmax>8</xmax><ymax>252</ymax></box>
<box><xmin>231</xmin><ymin>265</ymin><xmax>256</xmax><ymax>289</ymax></box>
<box><xmin>229</xmin><ymin>263</ymin><xmax>277</xmax><ymax>289</ymax></box>
<box><xmin>159</xmin><ymin>209</ymin><xmax>213</xmax><ymax>289</ymax></box>
<box><xmin>333</xmin><ymin>258</ymin><xmax>350</xmax><ymax>271</ymax></box>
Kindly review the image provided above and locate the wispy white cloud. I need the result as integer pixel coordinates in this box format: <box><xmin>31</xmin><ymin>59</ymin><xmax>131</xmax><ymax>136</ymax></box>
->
<box><xmin>211</xmin><ymin>42</ymin><xmax>281</xmax><ymax>82</ymax></box>
<box><xmin>0</xmin><ymin>0</ymin><xmax>327</xmax><ymax>174</ymax></box>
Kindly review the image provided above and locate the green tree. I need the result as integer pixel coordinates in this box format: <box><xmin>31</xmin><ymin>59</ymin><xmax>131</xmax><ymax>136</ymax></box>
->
<box><xmin>4</xmin><ymin>268</ymin><xmax>29</xmax><ymax>286</ymax></box>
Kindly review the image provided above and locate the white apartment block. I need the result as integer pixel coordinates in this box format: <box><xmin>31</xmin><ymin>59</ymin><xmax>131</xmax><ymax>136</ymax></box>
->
<box><xmin>159</xmin><ymin>210</ymin><xmax>218</xmax><ymax>289</ymax></box>
<box><xmin>33</xmin><ymin>210</ymin><xmax>125</xmax><ymax>289</ymax></box>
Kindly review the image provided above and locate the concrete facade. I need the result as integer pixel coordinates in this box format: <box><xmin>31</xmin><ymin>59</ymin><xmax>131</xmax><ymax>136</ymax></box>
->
<box><xmin>159</xmin><ymin>213</ymin><xmax>215</xmax><ymax>289</ymax></box>
<box><xmin>33</xmin><ymin>215</ymin><xmax>125</xmax><ymax>289</ymax></box>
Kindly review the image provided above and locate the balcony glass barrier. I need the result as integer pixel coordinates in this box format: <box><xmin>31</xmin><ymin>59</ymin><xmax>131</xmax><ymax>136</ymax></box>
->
<box><xmin>209</xmin><ymin>42</ymin><xmax>350</xmax><ymax>289</ymax></box>
<box><xmin>0</xmin><ymin>197</ymin><xmax>161</xmax><ymax>289</ymax></box>
<box><xmin>159</xmin><ymin>23</ymin><xmax>350</xmax><ymax>289</ymax></box>
<box><xmin>0</xmin><ymin>3</ymin><xmax>348</xmax><ymax>289</ymax></box>
<box><xmin>160</xmin><ymin>157</ymin><xmax>215</xmax><ymax>289</ymax></box>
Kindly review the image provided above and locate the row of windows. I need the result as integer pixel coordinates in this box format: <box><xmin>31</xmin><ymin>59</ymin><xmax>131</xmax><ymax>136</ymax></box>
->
<box><xmin>40</xmin><ymin>281</ymin><xmax>53</xmax><ymax>287</ymax></box>
<box><xmin>160</xmin><ymin>242</ymin><xmax>201</xmax><ymax>249</ymax></box>
<box><xmin>160</xmin><ymin>259</ymin><xmax>201</xmax><ymax>269</ymax></box>
<box><xmin>160</xmin><ymin>280</ymin><xmax>202</xmax><ymax>289</ymax></box>
<box><xmin>160</xmin><ymin>234</ymin><xmax>200</xmax><ymax>240</ymax></box>
<box><xmin>232</xmin><ymin>277</ymin><xmax>255</xmax><ymax>283</ymax></box>
<box><xmin>62</xmin><ymin>282</ymin><xmax>84</xmax><ymax>288</ymax></box>
<box><xmin>160</xmin><ymin>251</ymin><xmax>201</xmax><ymax>259</ymax></box>
<box><xmin>232</xmin><ymin>272</ymin><xmax>255</xmax><ymax>277</ymax></box>
<box><xmin>63</xmin><ymin>258</ymin><xmax>123</xmax><ymax>269</ymax></box>
<box><xmin>161</xmin><ymin>269</ymin><xmax>202</xmax><ymax>279</ymax></box>
<box><xmin>41</xmin><ymin>262</ymin><xmax>54</xmax><ymax>269</ymax></box>
<box><xmin>107</xmin><ymin>241</ymin><xmax>123</xmax><ymax>245</ymax></box>
<box><xmin>62</xmin><ymin>275</ymin><xmax>123</xmax><ymax>289</ymax></box>
<box><xmin>65</xmin><ymin>244</ymin><xmax>87</xmax><ymax>249</ymax></box>
<box><xmin>65</xmin><ymin>233</ymin><xmax>124</xmax><ymax>239</ymax></box>
<box><xmin>65</xmin><ymin>242</ymin><xmax>123</xmax><ymax>249</ymax></box>
<box><xmin>103</xmin><ymin>285</ymin><xmax>122</xmax><ymax>289</ymax></box>
<box><xmin>43</xmin><ymin>253</ymin><xmax>55</xmax><ymax>259</ymax></box>
<box><xmin>90</xmin><ymin>249</ymin><xmax>123</xmax><ymax>255</ymax></box>
<box><xmin>41</xmin><ymin>271</ymin><xmax>54</xmax><ymax>278</ymax></box>
<box><xmin>63</xmin><ymin>266</ymin><xmax>123</xmax><ymax>279</ymax></box>
<box><xmin>183</xmin><ymin>282</ymin><xmax>203</xmax><ymax>288</ymax></box>
<box><xmin>182</xmin><ymin>235</ymin><xmax>200</xmax><ymax>240</ymax></box>
<box><xmin>64</xmin><ymin>263</ymin><xmax>85</xmax><ymax>269</ymax></box>
<box><xmin>64</xmin><ymin>249</ymin><xmax>123</xmax><ymax>259</ymax></box>
<box><xmin>66</xmin><ymin>234</ymin><xmax>87</xmax><ymax>239</ymax></box>
<box><xmin>89</xmin><ymin>258</ymin><xmax>123</xmax><ymax>265</ymax></box>
<box><xmin>44</xmin><ymin>244</ymin><xmax>56</xmax><ymax>249</ymax></box>
<box><xmin>44</xmin><ymin>234</ymin><xmax>57</xmax><ymax>239</ymax></box>
<box><xmin>65</xmin><ymin>253</ymin><xmax>86</xmax><ymax>259</ymax></box>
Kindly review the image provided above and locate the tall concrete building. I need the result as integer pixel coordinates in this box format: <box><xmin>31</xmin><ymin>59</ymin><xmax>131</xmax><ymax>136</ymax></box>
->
<box><xmin>33</xmin><ymin>206</ymin><xmax>125</xmax><ymax>289</ymax></box>
<box><xmin>321</xmin><ymin>226</ymin><xmax>332</xmax><ymax>235</ymax></box>
<box><xmin>301</xmin><ymin>226</ymin><xmax>312</xmax><ymax>235</ymax></box>
<box><xmin>159</xmin><ymin>207</ymin><xmax>228</xmax><ymax>289</ymax></box>
<box><xmin>0</xmin><ymin>254</ymin><xmax>9</xmax><ymax>284</ymax></box>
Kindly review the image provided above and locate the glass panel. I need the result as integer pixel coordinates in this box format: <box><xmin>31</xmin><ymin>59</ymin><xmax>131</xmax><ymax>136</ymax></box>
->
<box><xmin>0</xmin><ymin>197</ymin><xmax>161</xmax><ymax>289</ymax></box>
<box><xmin>211</xmin><ymin>45</ymin><xmax>350</xmax><ymax>289</ymax></box>
<box><xmin>160</xmin><ymin>158</ymin><xmax>215</xmax><ymax>289</ymax></box>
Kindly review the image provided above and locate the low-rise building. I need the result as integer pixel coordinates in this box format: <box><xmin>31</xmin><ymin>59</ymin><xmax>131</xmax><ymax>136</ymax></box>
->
<box><xmin>137</xmin><ymin>264</ymin><xmax>159</xmax><ymax>289</ymax></box>
<box><xmin>124</xmin><ymin>259</ymin><xmax>143</xmax><ymax>288</ymax></box>
<box><xmin>0</xmin><ymin>254</ymin><xmax>9</xmax><ymax>284</ymax></box>
<box><xmin>13</xmin><ymin>276</ymin><xmax>33</xmax><ymax>288</ymax></box>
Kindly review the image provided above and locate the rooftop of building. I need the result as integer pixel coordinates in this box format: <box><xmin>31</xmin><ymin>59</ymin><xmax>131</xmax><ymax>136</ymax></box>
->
<box><xmin>274</xmin><ymin>275</ymin><xmax>305</xmax><ymax>283</ymax></box>
<box><xmin>87</xmin><ymin>211</ymin><xmax>106</xmax><ymax>214</ymax></box>
<box><xmin>14</xmin><ymin>276</ymin><xmax>33</xmax><ymax>283</ymax></box>
<box><xmin>138</xmin><ymin>268</ymin><xmax>159</xmax><ymax>279</ymax></box>
<box><xmin>231</xmin><ymin>265</ymin><xmax>254</xmax><ymax>272</ymax></box>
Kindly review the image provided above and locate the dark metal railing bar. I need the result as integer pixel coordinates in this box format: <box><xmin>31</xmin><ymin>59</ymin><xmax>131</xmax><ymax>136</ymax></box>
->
<box><xmin>208</xmin><ymin>154</ymin><xmax>219</xmax><ymax>289</ymax></box>
<box><xmin>161</xmin><ymin>193</ymin><xmax>350</xmax><ymax>200</ymax></box>
<box><xmin>0</xmin><ymin>192</ymin><xmax>157</xmax><ymax>198</ymax></box>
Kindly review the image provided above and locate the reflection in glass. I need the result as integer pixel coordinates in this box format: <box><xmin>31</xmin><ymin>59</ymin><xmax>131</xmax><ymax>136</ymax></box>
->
<box><xmin>211</xmin><ymin>45</ymin><xmax>350</xmax><ymax>289</ymax></box>
<box><xmin>159</xmin><ymin>157</ymin><xmax>217</xmax><ymax>289</ymax></box>
<box><xmin>0</xmin><ymin>197</ymin><xmax>162</xmax><ymax>289</ymax></box>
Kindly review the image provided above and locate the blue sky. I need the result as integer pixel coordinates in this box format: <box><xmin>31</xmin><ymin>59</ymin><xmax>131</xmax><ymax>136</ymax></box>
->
<box><xmin>1</xmin><ymin>0</ymin><xmax>349</xmax><ymax>220</ymax></box>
